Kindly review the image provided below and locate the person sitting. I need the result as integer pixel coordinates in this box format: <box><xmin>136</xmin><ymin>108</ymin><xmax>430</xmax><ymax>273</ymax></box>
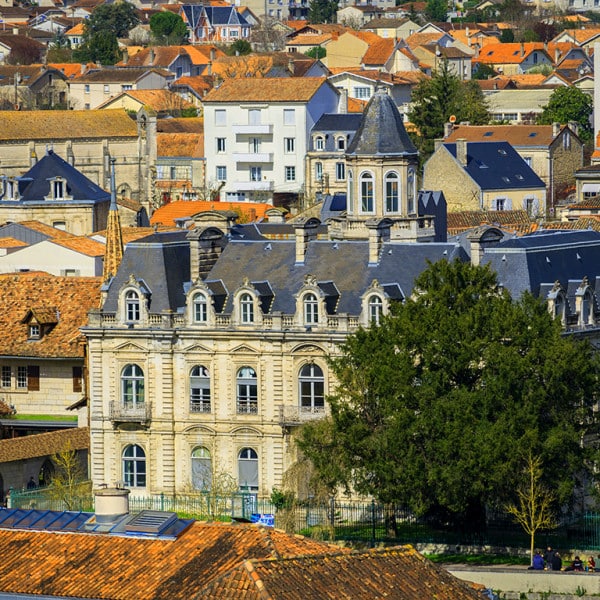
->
<box><xmin>565</xmin><ymin>555</ymin><xmax>583</xmax><ymax>571</ymax></box>
<box><xmin>587</xmin><ymin>556</ymin><xmax>596</xmax><ymax>572</ymax></box>
<box><xmin>552</xmin><ymin>552</ymin><xmax>563</xmax><ymax>571</ymax></box>
<box><xmin>531</xmin><ymin>551</ymin><xmax>545</xmax><ymax>570</ymax></box>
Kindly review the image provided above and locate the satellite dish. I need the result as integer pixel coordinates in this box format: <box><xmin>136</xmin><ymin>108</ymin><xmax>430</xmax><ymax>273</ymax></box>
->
<box><xmin>449</xmin><ymin>115</ymin><xmax>457</xmax><ymax>123</ymax></box>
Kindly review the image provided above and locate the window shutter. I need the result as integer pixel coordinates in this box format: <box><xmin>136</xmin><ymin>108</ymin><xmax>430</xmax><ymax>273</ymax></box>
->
<box><xmin>73</xmin><ymin>366</ymin><xmax>83</xmax><ymax>393</ymax></box>
<box><xmin>28</xmin><ymin>365</ymin><xmax>40</xmax><ymax>391</ymax></box>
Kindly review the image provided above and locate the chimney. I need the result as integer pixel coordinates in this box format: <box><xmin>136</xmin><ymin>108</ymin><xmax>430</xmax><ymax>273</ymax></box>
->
<box><xmin>150</xmin><ymin>48</ymin><xmax>155</xmax><ymax>64</ymax></box>
<box><xmin>94</xmin><ymin>485</ymin><xmax>130</xmax><ymax>524</ymax></box>
<box><xmin>444</xmin><ymin>122</ymin><xmax>453</xmax><ymax>138</ymax></box>
<box><xmin>568</xmin><ymin>120</ymin><xmax>579</xmax><ymax>136</ymax></box>
<box><xmin>467</xmin><ymin>226</ymin><xmax>504</xmax><ymax>266</ymax></box>
<box><xmin>294</xmin><ymin>217</ymin><xmax>320</xmax><ymax>265</ymax></box>
<box><xmin>434</xmin><ymin>138</ymin><xmax>443</xmax><ymax>151</ymax></box>
<box><xmin>210</xmin><ymin>47</ymin><xmax>216</xmax><ymax>61</ymax></box>
<box><xmin>555</xmin><ymin>48</ymin><xmax>561</xmax><ymax>64</ymax></box>
<box><xmin>338</xmin><ymin>88</ymin><xmax>348</xmax><ymax>114</ymax></box>
<box><xmin>207</xmin><ymin>60</ymin><xmax>212</xmax><ymax>76</ymax></box>
<box><xmin>366</xmin><ymin>219</ymin><xmax>391</xmax><ymax>266</ymax></box>
<box><xmin>520</xmin><ymin>41</ymin><xmax>525</xmax><ymax>57</ymax></box>
<box><xmin>456</xmin><ymin>138</ymin><xmax>468</xmax><ymax>166</ymax></box>
<box><xmin>331</xmin><ymin>31</ymin><xmax>339</xmax><ymax>40</ymax></box>
<box><xmin>552</xmin><ymin>122</ymin><xmax>561</xmax><ymax>137</ymax></box>
<box><xmin>288</xmin><ymin>58</ymin><xmax>295</xmax><ymax>76</ymax></box>
<box><xmin>122</xmin><ymin>48</ymin><xmax>128</xmax><ymax>63</ymax></box>
<box><xmin>187</xmin><ymin>227</ymin><xmax>226</xmax><ymax>281</ymax></box>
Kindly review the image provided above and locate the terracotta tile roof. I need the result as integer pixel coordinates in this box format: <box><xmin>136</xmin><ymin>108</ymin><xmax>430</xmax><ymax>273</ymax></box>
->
<box><xmin>362</xmin><ymin>38</ymin><xmax>395</xmax><ymax>65</ymax></box>
<box><xmin>157</xmin><ymin>116</ymin><xmax>203</xmax><ymax>133</ymax></box>
<box><xmin>14</xmin><ymin>221</ymin><xmax>76</xmax><ymax>239</ymax></box>
<box><xmin>100</xmin><ymin>89</ymin><xmax>196</xmax><ymax>112</ymax></box>
<box><xmin>405</xmin><ymin>31</ymin><xmax>444</xmax><ymax>49</ymax></box>
<box><xmin>151</xmin><ymin>200</ymin><xmax>274</xmax><ymax>225</ymax></box>
<box><xmin>48</xmin><ymin>63</ymin><xmax>85</xmax><ymax>79</ymax></box>
<box><xmin>0</xmin><ymin>237</ymin><xmax>27</xmax><ymax>248</ymax></box>
<box><xmin>557</xmin><ymin>27</ymin><xmax>600</xmax><ymax>44</ymax></box>
<box><xmin>0</xmin><ymin>273</ymin><xmax>102</xmax><ymax>358</ymax></box>
<box><xmin>478</xmin><ymin>42</ymin><xmax>574</xmax><ymax>65</ymax></box>
<box><xmin>65</xmin><ymin>22</ymin><xmax>85</xmax><ymax>35</ymax></box>
<box><xmin>445</xmin><ymin>124</ymin><xmax>557</xmax><ymax>146</ymax></box>
<box><xmin>565</xmin><ymin>196</ymin><xmax>600</xmax><ymax>209</ymax></box>
<box><xmin>346</xmin><ymin>30</ymin><xmax>381</xmax><ymax>44</ymax></box>
<box><xmin>447</xmin><ymin>209</ymin><xmax>534</xmax><ymax>235</ymax></box>
<box><xmin>347</xmin><ymin>97</ymin><xmax>368</xmax><ymax>112</ymax></box>
<box><xmin>119</xmin><ymin>45</ymin><xmax>223</xmax><ymax>68</ymax></box>
<box><xmin>393</xmin><ymin>69</ymin><xmax>428</xmax><ymax>83</ymax></box>
<box><xmin>203</xmin><ymin>77</ymin><xmax>330</xmax><ymax>103</ymax></box>
<box><xmin>285</xmin><ymin>20</ymin><xmax>309</xmax><ymax>31</ymax></box>
<box><xmin>50</xmin><ymin>236</ymin><xmax>106</xmax><ymax>257</ymax></box>
<box><xmin>157</xmin><ymin>132</ymin><xmax>203</xmax><ymax>157</ymax></box>
<box><xmin>210</xmin><ymin>54</ymin><xmax>275</xmax><ymax>78</ymax></box>
<box><xmin>287</xmin><ymin>33</ymin><xmax>336</xmax><ymax>46</ymax></box>
<box><xmin>543</xmin><ymin>217</ymin><xmax>600</xmax><ymax>231</ymax></box>
<box><xmin>0</xmin><ymin>522</ymin><xmax>337</xmax><ymax>599</ymax></box>
<box><xmin>0</xmin><ymin>427</ymin><xmax>89</xmax><ymax>464</ymax></box>
<box><xmin>498</xmin><ymin>73</ymin><xmax>548</xmax><ymax>87</ymax></box>
<box><xmin>91</xmin><ymin>225</ymin><xmax>178</xmax><ymax>244</ymax></box>
<box><xmin>117</xmin><ymin>196</ymin><xmax>143</xmax><ymax>212</ymax></box>
<box><xmin>171</xmin><ymin>74</ymin><xmax>213</xmax><ymax>95</ymax></box>
<box><xmin>0</xmin><ymin>110</ymin><xmax>137</xmax><ymax>141</ymax></box>
<box><xmin>76</xmin><ymin>68</ymin><xmax>163</xmax><ymax>84</ymax></box>
<box><xmin>200</xmin><ymin>545</ymin><xmax>482</xmax><ymax>599</ymax></box>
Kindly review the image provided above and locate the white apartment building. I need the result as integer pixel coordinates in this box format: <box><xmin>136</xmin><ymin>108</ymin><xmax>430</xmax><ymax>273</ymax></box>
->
<box><xmin>202</xmin><ymin>78</ymin><xmax>340</xmax><ymax>204</ymax></box>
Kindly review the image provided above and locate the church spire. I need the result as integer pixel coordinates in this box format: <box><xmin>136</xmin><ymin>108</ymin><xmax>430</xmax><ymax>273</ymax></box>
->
<box><xmin>102</xmin><ymin>158</ymin><xmax>124</xmax><ymax>283</ymax></box>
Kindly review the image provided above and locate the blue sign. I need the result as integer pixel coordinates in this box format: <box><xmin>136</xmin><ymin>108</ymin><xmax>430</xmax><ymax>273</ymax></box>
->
<box><xmin>250</xmin><ymin>513</ymin><xmax>275</xmax><ymax>527</ymax></box>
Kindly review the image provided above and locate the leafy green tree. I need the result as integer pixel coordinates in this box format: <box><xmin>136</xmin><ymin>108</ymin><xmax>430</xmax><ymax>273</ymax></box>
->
<box><xmin>297</xmin><ymin>259</ymin><xmax>599</xmax><ymax>533</ymax></box>
<box><xmin>229</xmin><ymin>39</ymin><xmax>252</xmax><ymax>56</ymax></box>
<box><xmin>408</xmin><ymin>60</ymin><xmax>489</xmax><ymax>157</ymax></box>
<box><xmin>537</xmin><ymin>86</ymin><xmax>593</xmax><ymax>143</ymax></box>
<box><xmin>150</xmin><ymin>11</ymin><xmax>188</xmax><ymax>45</ymax></box>
<box><xmin>74</xmin><ymin>1</ymin><xmax>139</xmax><ymax>65</ymax></box>
<box><xmin>305</xmin><ymin>46</ymin><xmax>326</xmax><ymax>59</ymax></box>
<box><xmin>472</xmin><ymin>63</ymin><xmax>496</xmax><ymax>80</ymax></box>
<box><xmin>308</xmin><ymin>0</ymin><xmax>338</xmax><ymax>23</ymax></box>
<box><xmin>425</xmin><ymin>0</ymin><xmax>448</xmax><ymax>22</ymax></box>
<box><xmin>500</xmin><ymin>28</ymin><xmax>514</xmax><ymax>43</ymax></box>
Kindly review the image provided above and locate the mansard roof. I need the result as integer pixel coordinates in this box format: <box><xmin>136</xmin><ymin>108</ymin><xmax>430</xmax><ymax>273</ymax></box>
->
<box><xmin>312</xmin><ymin>113</ymin><xmax>362</xmax><ymax>133</ymax></box>
<box><xmin>346</xmin><ymin>85</ymin><xmax>417</xmax><ymax>157</ymax></box>
<box><xmin>16</xmin><ymin>149</ymin><xmax>110</xmax><ymax>204</ymax></box>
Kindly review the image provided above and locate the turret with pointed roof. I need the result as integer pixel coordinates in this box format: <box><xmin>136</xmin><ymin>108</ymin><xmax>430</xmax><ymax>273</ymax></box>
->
<box><xmin>102</xmin><ymin>158</ymin><xmax>123</xmax><ymax>283</ymax></box>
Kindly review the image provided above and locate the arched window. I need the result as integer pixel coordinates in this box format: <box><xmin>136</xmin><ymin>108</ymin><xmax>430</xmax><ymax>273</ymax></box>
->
<box><xmin>191</xmin><ymin>447</ymin><xmax>212</xmax><ymax>490</ymax></box>
<box><xmin>582</xmin><ymin>290</ymin><xmax>594</xmax><ymax>326</ymax></box>
<box><xmin>315</xmin><ymin>136</ymin><xmax>324</xmax><ymax>151</ymax></box>
<box><xmin>121</xmin><ymin>364</ymin><xmax>144</xmax><ymax>408</ymax></box>
<box><xmin>304</xmin><ymin>293</ymin><xmax>319</xmax><ymax>325</ymax></box>
<box><xmin>360</xmin><ymin>172</ymin><xmax>374</xmax><ymax>213</ymax></box>
<box><xmin>337</xmin><ymin>136</ymin><xmax>345</xmax><ymax>151</ymax></box>
<box><xmin>240</xmin><ymin>293</ymin><xmax>254</xmax><ymax>324</ymax></box>
<box><xmin>347</xmin><ymin>169</ymin><xmax>354</xmax><ymax>213</ymax></box>
<box><xmin>125</xmin><ymin>290</ymin><xmax>140</xmax><ymax>322</ymax></box>
<box><xmin>385</xmin><ymin>172</ymin><xmax>399</xmax><ymax>213</ymax></box>
<box><xmin>368</xmin><ymin>295</ymin><xmax>384</xmax><ymax>324</ymax></box>
<box><xmin>407</xmin><ymin>169</ymin><xmax>415</xmax><ymax>214</ymax></box>
<box><xmin>238</xmin><ymin>447</ymin><xmax>258</xmax><ymax>491</ymax></box>
<box><xmin>193</xmin><ymin>292</ymin><xmax>208</xmax><ymax>323</ymax></box>
<box><xmin>123</xmin><ymin>445</ymin><xmax>146</xmax><ymax>488</ymax></box>
<box><xmin>237</xmin><ymin>367</ymin><xmax>257</xmax><ymax>414</ymax></box>
<box><xmin>190</xmin><ymin>366</ymin><xmax>211</xmax><ymax>413</ymax></box>
<box><xmin>299</xmin><ymin>363</ymin><xmax>324</xmax><ymax>413</ymax></box>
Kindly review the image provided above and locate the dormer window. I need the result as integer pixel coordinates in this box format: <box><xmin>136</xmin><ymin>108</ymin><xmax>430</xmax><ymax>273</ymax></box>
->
<box><xmin>125</xmin><ymin>290</ymin><xmax>140</xmax><ymax>322</ymax></box>
<box><xmin>29</xmin><ymin>324</ymin><xmax>40</xmax><ymax>339</ymax></box>
<box><xmin>53</xmin><ymin>179</ymin><xmax>64</xmax><ymax>200</ymax></box>
<box><xmin>315</xmin><ymin>136</ymin><xmax>324</xmax><ymax>151</ymax></box>
<box><xmin>1</xmin><ymin>178</ymin><xmax>17</xmax><ymax>201</ymax></box>
<box><xmin>304</xmin><ymin>293</ymin><xmax>319</xmax><ymax>324</ymax></box>
<box><xmin>368</xmin><ymin>295</ymin><xmax>383</xmax><ymax>324</ymax></box>
<box><xmin>336</xmin><ymin>137</ymin><xmax>345</xmax><ymax>151</ymax></box>
<box><xmin>193</xmin><ymin>292</ymin><xmax>208</xmax><ymax>323</ymax></box>
<box><xmin>240</xmin><ymin>293</ymin><xmax>254</xmax><ymax>323</ymax></box>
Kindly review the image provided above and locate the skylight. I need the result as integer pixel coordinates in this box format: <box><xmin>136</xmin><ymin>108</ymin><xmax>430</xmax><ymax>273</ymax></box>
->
<box><xmin>528</xmin><ymin>132</ymin><xmax>537</xmax><ymax>137</ymax></box>
<box><xmin>483</xmin><ymin>131</ymin><xmax>493</xmax><ymax>137</ymax></box>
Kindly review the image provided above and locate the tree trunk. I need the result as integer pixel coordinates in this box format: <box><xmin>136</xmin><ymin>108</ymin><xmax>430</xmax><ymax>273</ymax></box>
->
<box><xmin>384</xmin><ymin>503</ymin><xmax>398</xmax><ymax>538</ymax></box>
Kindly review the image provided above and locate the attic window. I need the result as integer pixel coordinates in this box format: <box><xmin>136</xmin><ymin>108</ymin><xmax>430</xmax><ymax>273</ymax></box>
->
<box><xmin>498</xmin><ymin>149</ymin><xmax>507</xmax><ymax>155</ymax></box>
<box><xmin>528</xmin><ymin>132</ymin><xmax>537</xmax><ymax>137</ymax></box>
<box><xmin>483</xmin><ymin>131</ymin><xmax>493</xmax><ymax>137</ymax></box>
<box><xmin>502</xmin><ymin>176</ymin><xmax>511</xmax><ymax>183</ymax></box>
<box><xmin>516</xmin><ymin>174</ymin><xmax>524</xmax><ymax>180</ymax></box>
<box><xmin>29</xmin><ymin>324</ymin><xmax>40</xmax><ymax>339</ymax></box>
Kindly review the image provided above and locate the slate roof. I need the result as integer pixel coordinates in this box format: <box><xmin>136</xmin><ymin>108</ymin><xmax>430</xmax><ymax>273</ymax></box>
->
<box><xmin>197</xmin><ymin>545</ymin><xmax>482</xmax><ymax>599</ymax></box>
<box><xmin>443</xmin><ymin>141</ymin><xmax>545</xmax><ymax>190</ymax></box>
<box><xmin>182</xmin><ymin>4</ymin><xmax>250</xmax><ymax>28</ymax></box>
<box><xmin>0</xmin><ymin>273</ymin><xmax>102</xmax><ymax>358</ymax></box>
<box><xmin>15</xmin><ymin>150</ymin><xmax>110</xmax><ymax>205</ymax></box>
<box><xmin>0</xmin><ymin>109</ymin><xmax>137</xmax><ymax>141</ymax></box>
<box><xmin>0</xmin><ymin>521</ymin><xmax>338</xmax><ymax>600</ymax></box>
<box><xmin>311</xmin><ymin>113</ymin><xmax>362</xmax><ymax>132</ymax></box>
<box><xmin>0</xmin><ymin>427</ymin><xmax>89</xmax><ymax>464</ymax></box>
<box><xmin>482</xmin><ymin>229</ymin><xmax>600</xmax><ymax>298</ymax></box>
<box><xmin>347</xmin><ymin>85</ymin><xmax>417</xmax><ymax>156</ymax></box>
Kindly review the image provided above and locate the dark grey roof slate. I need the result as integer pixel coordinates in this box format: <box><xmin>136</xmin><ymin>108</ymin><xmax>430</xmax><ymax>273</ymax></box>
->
<box><xmin>16</xmin><ymin>150</ymin><xmax>110</xmax><ymax>204</ymax></box>
<box><xmin>443</xmin><ymin>141</ymin><xmax>545</xmax><ymax>190</ymax></box>
<box><xmin>346</xmin><ymin>86</ymin><xmax>417</xmax><ymax>156</ymax></box>
<box><xmin>312</xmin><ymin>113</ymin><xmax>363</xmax><ymax>132</ymax></box>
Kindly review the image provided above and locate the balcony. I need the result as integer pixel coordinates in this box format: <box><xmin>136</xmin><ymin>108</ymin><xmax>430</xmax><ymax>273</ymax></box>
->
<box><xmin>278</xmin><ymin>405</ymin><xmax>326</xmax><ymax>427</ymax></box>
<box><xmin>109</xmin><ymin>401</ymin><xmax>152</xmax><ymax>425</ymax></box>
<box><xmin>232</xmin><ymin>180</ymin><xmax>274</xmax><ymax>191</ymax></box>
<box><xmin>232</xmin><ymin>124</ymin><xmax>273</xmax><ymax>135</ymax></box>
<box><xmin>232</xmin><ymin>152</ymin><xmax>273</xmax><ymax>163</ymax></box>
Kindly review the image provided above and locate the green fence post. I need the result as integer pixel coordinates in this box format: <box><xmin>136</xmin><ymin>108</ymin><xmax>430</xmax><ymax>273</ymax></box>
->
<box><xmin>371</xmin><ymin>500</ymin><xmax>376</xmax><ymax>548</ymax></box>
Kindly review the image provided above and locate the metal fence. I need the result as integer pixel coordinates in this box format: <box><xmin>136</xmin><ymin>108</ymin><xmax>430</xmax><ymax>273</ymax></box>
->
<box><xmin>9</xmin><ymin>487</ymin><xmax>600</xmax><ymax>550</ymax></box>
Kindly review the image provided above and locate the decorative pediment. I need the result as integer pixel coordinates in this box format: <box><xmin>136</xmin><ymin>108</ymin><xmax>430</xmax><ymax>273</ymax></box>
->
<box><xmin>291</xmin><ymin>343</ymin><xmax>326</xmax><ymax>355</ymax></box>
<box><xmin>182</xmin><ymin>343</ymin><xmax>213</xmax><ymax>354</ymax></box>
<box><xmin>230</xmin><ymin>344</ymin><xmax>259</xmax><ymax>355</ymax></box>
<box><xmin>230</xmin><ymin>426</ymin><xmax>262</xmax><ymax>437</ymax></box>
<box><xmin>182</xmin><ymin>425</ymin><xmax>216</xmax><ymax>435</ymax></box>
<box><xmin>20</xmin><ymin>307</ymin><xmax>58</xmax><ymax>325</ymax></box>
<box><xmin>113</xmin><ymin>341</ymin><xmax>147</xmax><ymax>353</ymax></box>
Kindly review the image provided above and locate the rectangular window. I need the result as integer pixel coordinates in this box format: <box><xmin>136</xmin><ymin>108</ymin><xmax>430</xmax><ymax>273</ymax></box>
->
<box><xmin>336</xmin><ymin>162</ymin><xmax>346</xmax><ymax>181</ymax></box>
<box><xmin>523</xmin><ymin>156</ymin><xmax>532</xmax><ymax>167</ymax></box>
<box><xmin>216</xmin><ymin>166</ymin><xmax>227</xmax><ymax>181</ymax></box>
<box><xmin>103</xmin><ymin>84</ymin><xmax>110</xmax><ymax>94</ymax></box>
<box><xmin>495</xmin><ymin>198</ymin><xmax>506</xmax><ymax>211</ymax></box>
<box><xmin>283</xmin><ymin>109</ymin><xmax>295</xmax><ymax>125</ymax></box>
<box><xmin>73</xmin><ymin>366</ymin><xmax>83</xmax><ymax>393</ymax></box>
<box><xmin>1</xmin><ymin>366</ymin><xmax>10</xmax><ymax>388</ymax></box>
<box><xmin>29</xmin><ymin>324</ymin><xmax>40</xmax><ymax>339</ymax></box>
<box><xmin>248</xmin><ymin>109</ymin><xmax>261</xmax><ymax>125</ymax></box>
<box><xmin>250</xmin><ymin>166</ymin><xmax>262</xmax><ymax>181</ymax></box>
<box><xmin>285</xmin><ymin>166</ymin><xmax>296</xmax><ymax>181</ymax></box>
<box><xmin>250</xmin><ymin>138</ymin><xmax>261</xmax><ymax>153</ymax></box>
<box><xmin>353</xmin><ymin>86</ymin><xmax>371</xmax><ymax>99</ymax></box>
<box><xmin>84</xmin><ymin>84</ymin><xmax>90</xmax><ymax>93</ymax></box>
<box><xmin>216</xmin><ymin>138</ymin><xmax>226</xmax><ymax>153</ymax></box>
<box><xmin>315</xmin><ymin>162</ymin><xmax>323</xmax><ymax>181</ymax></box>
<box><xmin>17</xmin><ymin>366</ymin><xmax>27</xmax><ymax>389</ymax></box>
<box><xmin>122</xmin><ymin>84</ymin><xmax>132</xmax><ymax>91</ymax></box>
<box><xmin>284</xmin><ymin>137</ymin><xmax>295</xmax><ymax>153</ymax></box>
<box><xmin>28</xmin><ymin>365</ymin><xmax>40</xmax><ymax>391</ymax></box>
<box><xmin>215</xmin><ymin>109</ymin><xmax>226</xmax><ymax>126</ymax></box>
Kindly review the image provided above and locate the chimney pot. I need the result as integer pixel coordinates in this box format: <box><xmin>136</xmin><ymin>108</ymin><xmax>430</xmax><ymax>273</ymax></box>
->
<box><xmin>456</xmin><ymin>138</ymin><xmax>468</xmax><ymax>166</ymax></box>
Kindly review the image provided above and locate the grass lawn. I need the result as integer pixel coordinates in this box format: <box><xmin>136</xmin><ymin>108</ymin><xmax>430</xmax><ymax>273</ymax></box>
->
<box><xmin>426</xmin><ymin>553</ymin><xmax>530</xmax><ymax>566</ymax></box>
<box><xmin>8</xmin><ymin>414</ymin><xmax>78</xmax><ymax>422</ymax></box>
